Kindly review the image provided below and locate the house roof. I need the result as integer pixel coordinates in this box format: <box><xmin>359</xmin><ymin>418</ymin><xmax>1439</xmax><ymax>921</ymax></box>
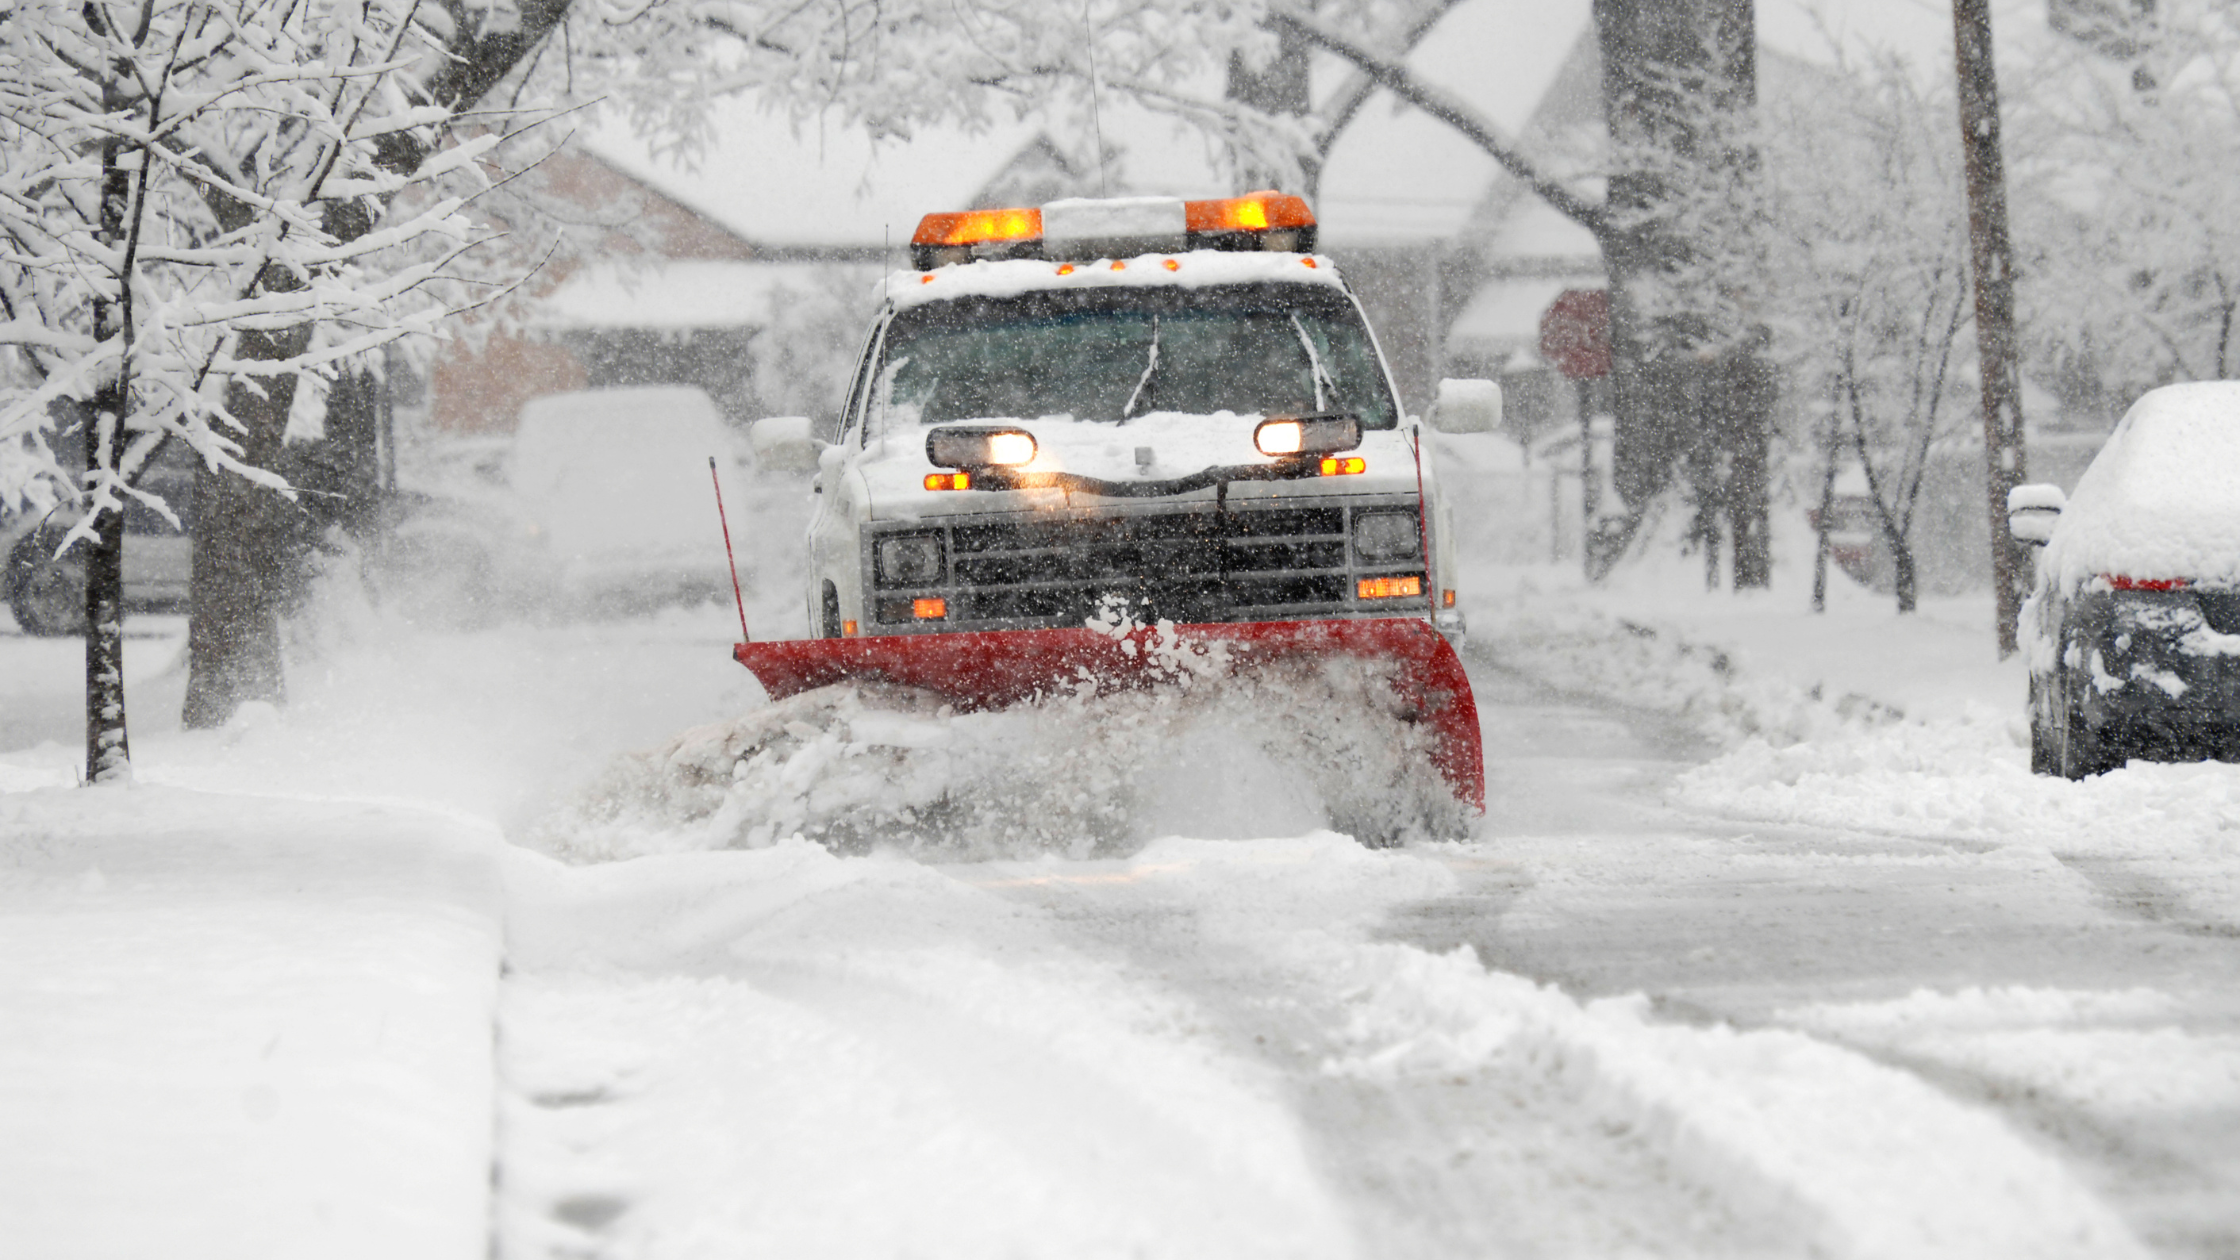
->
<box><xmin>532</xmin><ymin>260</ymin><xmax>881</xmax><ymax>331</ymax></box>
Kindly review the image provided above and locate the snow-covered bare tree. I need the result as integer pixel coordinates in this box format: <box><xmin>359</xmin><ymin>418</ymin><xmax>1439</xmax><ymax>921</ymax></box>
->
<box><xmin>2019</xmin><ymin>0</ymin><xmax>2240</xmax><ymax>411</ymax></box>
<box><xmin>0</xmin><ymin>0</ymin><xmax>511</xmax><ymax>778</ymax></box>
<box><xmin>1270</xmin><ymin>0</ymin><xmax>1775</xmax><ymax>589</ymax></box>
<box><xmin>1761</xmin><ymin>51</ymin><xmax>1975</xmax><ymax>614</ymax></box>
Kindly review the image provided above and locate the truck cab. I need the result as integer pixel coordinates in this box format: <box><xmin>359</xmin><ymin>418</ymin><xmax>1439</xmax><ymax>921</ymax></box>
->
<box><xmin>787</xmin><ymin>193</ymin><xmax>1477</xmax><ymax>644</ymax></box>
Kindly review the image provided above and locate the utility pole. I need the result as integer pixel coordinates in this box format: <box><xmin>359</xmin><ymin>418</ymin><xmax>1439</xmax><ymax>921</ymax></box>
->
<box><xmin>1951</xmin><ymin>0</ymin><xmax>2030</xmax><ymax>657</ymax></box>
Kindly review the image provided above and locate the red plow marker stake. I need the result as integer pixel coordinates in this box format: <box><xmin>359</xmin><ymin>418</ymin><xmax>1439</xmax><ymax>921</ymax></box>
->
<box><xmin>708</xmin><ymin>457</ymin><xmax>751</xmax><ymax>644</ymax></box>
<box><xmin>734</xmin><ymin>618</ymin><xmax>1484</xmax><ymax>811</ymax></box>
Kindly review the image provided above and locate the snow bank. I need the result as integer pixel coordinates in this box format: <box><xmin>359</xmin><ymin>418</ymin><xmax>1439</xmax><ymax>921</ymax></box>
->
<box><xmin>1673</xmin><ymin>715</ymin><xmax>2240</xmax><ymax>928</ymax></box>
<box><xmin>2045</xmin><ymin>381</ymin><xmax>2240</xmax><ymax>588</ymax></box>
<box><xmin>494</xmin><ymin>838</ymin><xmax>1352</xmax><ymax>1260</ymax></box>
<box><xmin>535</xmin><ymin>655</ymin><xmax>1470</xmax><ymax>861</ymax></box>
<box><xmin>0</xmin><ymin>786</ymin><xmax>506</xmax><ymax>1260</ymax></box>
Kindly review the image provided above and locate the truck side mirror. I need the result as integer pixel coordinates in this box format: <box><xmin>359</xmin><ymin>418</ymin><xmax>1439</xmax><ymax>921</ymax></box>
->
<box><xmin>2007</xmin><ymin>483</ymin><xmax>2065</xmax><ymax>546</ymax></box>
<box><xmin>750</xmin><ymin>416</ymin><xmax>823</xmax><ymax>474</ymax></box>
<box><xmin>1431</xmin><ymin>379</ymin><xmax>1502</xmax><ymax>434</ymax></box>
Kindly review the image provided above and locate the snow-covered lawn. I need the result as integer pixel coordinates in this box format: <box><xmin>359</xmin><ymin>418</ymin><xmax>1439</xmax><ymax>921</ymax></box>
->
<box><xmin>0</xmin><ymin>787</ymin><xmax>505</xmax><ymax>1259</ymax></box>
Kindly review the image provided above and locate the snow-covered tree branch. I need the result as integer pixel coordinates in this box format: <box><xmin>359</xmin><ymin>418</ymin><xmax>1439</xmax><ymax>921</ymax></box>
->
<box><xmin>0</xmin><ymin>0</ymin><xmax>509</xmax><ymax>778</ymax></box>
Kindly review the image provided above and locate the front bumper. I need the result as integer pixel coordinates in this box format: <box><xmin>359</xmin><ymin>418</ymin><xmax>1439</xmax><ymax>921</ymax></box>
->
<box><xmin>860</xmin><ymin>494</ymin><xmax>1439</xmax><ymax>633</ymax></box>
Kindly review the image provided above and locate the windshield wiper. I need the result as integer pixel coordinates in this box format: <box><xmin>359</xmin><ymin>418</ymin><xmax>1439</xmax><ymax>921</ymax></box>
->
<box><xmin>1291</xmin><ymin>314</ymin><xmax>1335</xmax><ymax>412</ymax></box>
<box><xmin>1121</xmin><ymin>317</ymin><xmax>1160</xmax><ymax>422</ymax></box>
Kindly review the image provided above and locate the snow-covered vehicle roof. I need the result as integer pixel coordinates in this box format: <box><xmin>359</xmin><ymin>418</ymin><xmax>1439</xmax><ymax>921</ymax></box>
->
<box><xmin>2045</xmin><ymin>381</ymin><xmax>2240</xmax><ymax>588</ymax></box>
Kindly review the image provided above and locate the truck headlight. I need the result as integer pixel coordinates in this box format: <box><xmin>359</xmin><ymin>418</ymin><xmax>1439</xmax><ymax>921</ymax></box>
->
<box><xmin>875</xmin><ymin>533</ymin><xmax>945</xmax><ymax>586</ymax></box>
<box><xmin>1353</xmin><ymin>511</ymin><xmax>1420</xmax><ymax>563</ymax></box>
<box><xmin>927</xmin><ymin>426</ymin><xmax>1037</xmax><ymax>469</ymax></box>
<box><xmin>1255</xmin><ymin>413</ymin><xmax>1361</xmax><ymax>457</ymax></box>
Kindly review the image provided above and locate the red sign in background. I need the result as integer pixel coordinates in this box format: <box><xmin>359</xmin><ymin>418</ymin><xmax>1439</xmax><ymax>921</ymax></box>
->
<box><xmin>1539</xmin><ymin>288</ymin><xmax>1611</xmax><ymax>380</ymax></box>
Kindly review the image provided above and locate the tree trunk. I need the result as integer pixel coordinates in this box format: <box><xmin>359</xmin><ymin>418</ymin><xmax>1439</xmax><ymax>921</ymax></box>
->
<box><xmin>1811</xmin><ymin>398</ymin><xmax>1839</xmax><ymax>613</ymax></box>
<box><xmin>1721</xmin><ymin>343</ymin><xmax>1775</xmax><ymax>588</ymax></box>
<box><xmin>84</xmin><ymin>408</ymin><xmax>129</xmax><ymax>782</ymax></box>
<box><xmin>84</xmin><ymin>62</ymin><xmax>132</xmax><ymax>784</ymax></box>
<box><xmin>1891</xmin><ymin>534</ymin><xmax>1918</xmax><ymax>614</ymax></box>
<box><xmin>182</xmin><ymin>316</ymin><xmax>311</xmax><ymax>729</ymax></box>
<box><xmin>1951</xmin><ymin>0</ymin><xmax>2031</xmax><ymax>655</ymax></box>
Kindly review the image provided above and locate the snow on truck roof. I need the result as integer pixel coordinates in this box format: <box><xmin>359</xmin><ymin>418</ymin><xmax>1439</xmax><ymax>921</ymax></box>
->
<box><xmin>2047</xmin><ymin>382</ymin><xmax>2240</xmax><ymax>588</ymax></box>
<box><xmin>881</xmin><ymin>249</ymin><xmax>1346</xmax><ymax>313</ymax></box>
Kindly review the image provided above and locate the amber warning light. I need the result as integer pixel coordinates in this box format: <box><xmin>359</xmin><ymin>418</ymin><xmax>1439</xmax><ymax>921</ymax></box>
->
<box><xmin>912</xmin><ymin>193</ymin><xmax>1317</xmax><ymax>268</ymax></box>
<box><xmin>1358</xmin><ymin>576</ymin><xmax>1423</xmax><ymax>600</ymax></box>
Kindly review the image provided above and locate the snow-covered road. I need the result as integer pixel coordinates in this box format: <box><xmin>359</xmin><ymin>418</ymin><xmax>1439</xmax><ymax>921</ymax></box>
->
<box><xmin>4</xmin><ymin>579</ymin><xmax>2236</xmax><ymax>1258</ymax></box>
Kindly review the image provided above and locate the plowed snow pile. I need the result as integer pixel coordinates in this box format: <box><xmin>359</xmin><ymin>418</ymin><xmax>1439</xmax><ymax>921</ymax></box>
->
<box><xmin>534</xmin><ymin>659</ymin><xmax>1469</xmax><ymax>860</ymax></box>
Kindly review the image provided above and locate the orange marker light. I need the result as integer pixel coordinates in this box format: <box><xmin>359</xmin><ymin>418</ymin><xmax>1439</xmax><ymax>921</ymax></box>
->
<box><xmin>1183</xmin><ymin>193</ymin><xmax>1314</xmax><ymax>233</ymax></box>
<box><xmin>1110</xmin><ymin>260</ymin><xmax>1127</xmax><ymax>271</ymax></box>
<box><xmin>842</xmin><ymin>619</ymin><xmax>858</xmax><ymax>637</ymax></box>
<box><xmin>920</xmin><ymin>274</ymin><xmax>936</xmax><ymax>284</ymax></box>
<box><xmin>1358</xmin><ymin>576</ymin><xmax>1423</xmax><ymax>600</ymax></box>
<box><xmin>1318</xmin><ymin>456</ymin><xmax>1366</xmax><ymax>476</ymax></box>
<box><xmin>1056</xmin><ymin>263</ymin><xmax>1076</xmax><ymax>275</ymax></box>
<box><xmin>1163</xmin><ymin>258</ymin><xmax>1181</xmax><ymax>271</ymax></box>
<box><xmin>913</xmin><ymin>597</ymin><xmax>948</xmax><ymax>620</ymax></box>
<box><xmin>1301</xmin><ymin>257</ymin><xmax>1318</xmax><ymax>269</ymax></box>
<box><xmin>912</xmin><ymin>207</ymin><xmax>1043</xmax><ymax>247</ymax></box>
<box><xmin>925</xmin><ymin>472</ymin><xmax>972</xmax><ymax>491</ymax></box>
<box><xmin>1443</xmin><ymin>589</ymin><xmax>1457</xmax><ymax>608</ymax></box>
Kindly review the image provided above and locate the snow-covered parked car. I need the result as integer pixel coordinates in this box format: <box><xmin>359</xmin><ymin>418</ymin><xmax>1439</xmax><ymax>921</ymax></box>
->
<box><xmin>2</xmin><ymin>437</ymin><xmax>195</xmax><ymax>636</ymax></box>
<box><xmin>2014</xmin><ymin>381</ymin><xmax>2240</xmax><ymax>777</ymax></box>
<box><xmin>508</xmin><ymin>385</ymin><xmax>745</xmax><ymax>615</ymax></box>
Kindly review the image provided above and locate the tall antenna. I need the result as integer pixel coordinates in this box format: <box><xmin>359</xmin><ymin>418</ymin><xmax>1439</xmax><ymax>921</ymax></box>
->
<box><xmin>1082</xmin><ymin>0</ymin><xmax>1110</xmax><ymax>197</ymax></box>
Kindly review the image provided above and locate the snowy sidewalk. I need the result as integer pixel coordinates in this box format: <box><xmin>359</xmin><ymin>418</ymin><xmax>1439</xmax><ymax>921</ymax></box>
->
<box><xmin>0</xmin><ymin>786</ymin><xmax>506</xmax><ymax>1260</ymax></box>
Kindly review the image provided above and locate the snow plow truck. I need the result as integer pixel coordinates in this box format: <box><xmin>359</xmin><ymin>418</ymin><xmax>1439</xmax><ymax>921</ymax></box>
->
<box><xmin>736</xmin><ymin>192</ymin><xmax>1493</xmax><ymax>816</ymax></box>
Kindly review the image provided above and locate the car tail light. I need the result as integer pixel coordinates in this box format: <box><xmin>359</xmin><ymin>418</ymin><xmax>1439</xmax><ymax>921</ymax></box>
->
<box><xmin>2105</xmin><ymin>575</ymin><xmax>2190</xmax><ymax>591</ymax></box>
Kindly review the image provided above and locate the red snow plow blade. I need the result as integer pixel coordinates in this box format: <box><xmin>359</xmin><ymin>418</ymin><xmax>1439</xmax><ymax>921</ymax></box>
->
<box><xmin>734</xmin><ymin>618</ymin><xmax>1483</xmax><ymax>811</ymax></box>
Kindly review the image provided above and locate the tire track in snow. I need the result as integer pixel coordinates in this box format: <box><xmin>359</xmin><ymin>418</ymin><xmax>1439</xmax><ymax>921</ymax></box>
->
<box><xmin>490</xmin><ymin>840</ymin><xmax>1351</xmax><ymax>1260</ymax></box>
<box><xmin>972</xmin><ymin>835</ymin><xmax>2147</xmax><ymax>1260</ymax></box>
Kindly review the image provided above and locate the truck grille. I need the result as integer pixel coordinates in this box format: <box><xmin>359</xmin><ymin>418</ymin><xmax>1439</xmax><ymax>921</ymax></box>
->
<box><xmin>870</xmin><ymin>502</ymin><xmax>1424</xmax><ymax>629</ymax></box>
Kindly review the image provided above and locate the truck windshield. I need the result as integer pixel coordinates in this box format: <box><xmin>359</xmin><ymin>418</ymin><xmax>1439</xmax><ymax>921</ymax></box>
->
<box><xmin>868</xmin><ymin>283</ymin><xmax>1399</xmax><ymax>437</ymax></box>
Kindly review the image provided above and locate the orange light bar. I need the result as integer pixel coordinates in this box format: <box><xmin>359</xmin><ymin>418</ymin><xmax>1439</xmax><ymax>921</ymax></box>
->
<box><xmin>1184</xmin><ymin>193</ymin><xmax>1316</xmax><ymax>234</ymax></box>
<box><xmin>925</xmin><ymin>472</ymin><xmax>972</xmax><ymax>491</ymax></box>
<box><xmin>912</xmin><ymin>207</ymin><xmax>1043</xmax><ymax>248</ymax></box>
<box><xmin>1358</xmin><ymin>576</ymin><xmax>1423</xmax><ymax>600</ymax></box>
<box><xmin>1319</xmin><ymin>456</ymin><xmax>1366</xmax><ymax>476</ymax></box>
<box><xmin>913</xmin><ymin>597</ymin><xmax>948</xmax><ymax>620</ymax></box>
